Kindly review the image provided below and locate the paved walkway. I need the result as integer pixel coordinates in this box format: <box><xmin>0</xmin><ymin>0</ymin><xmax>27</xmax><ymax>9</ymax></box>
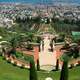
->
<box><xmin>39</xmin><ymin>34</ymin><xmax>57</xmax><ymax>71</ymax></box>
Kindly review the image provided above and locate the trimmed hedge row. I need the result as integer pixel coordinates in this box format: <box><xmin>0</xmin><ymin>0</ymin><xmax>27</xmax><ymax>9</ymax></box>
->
<box><xmin>4</xmin><ymin>56</ymin><xmax>30</xmax><ymax>69</ymax></box>
<box><xmin>58</xmin><ymin>61</ymin><xmax>80</xmax><ymax>70</ymax></box>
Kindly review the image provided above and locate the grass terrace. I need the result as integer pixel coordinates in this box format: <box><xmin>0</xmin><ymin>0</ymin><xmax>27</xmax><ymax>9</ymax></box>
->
<box><xmin>0</xmin><ymin>56</ymin><xmax>80</xmax><ymax>80</ymax></box>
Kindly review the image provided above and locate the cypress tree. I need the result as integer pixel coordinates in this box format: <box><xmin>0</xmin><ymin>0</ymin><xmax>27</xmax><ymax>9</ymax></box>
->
<box><xmin>30</xmin><ymin>58</ymin><xmax>38</xmax><ymax>80</ymax></box>
<box><xmin>56</xmin><ymin>59</ymin><xmax>59</xmax><ymax>71</ymax></box>
<box><xmin>60</xmin><ymin>53</ymin><xmax>69</xmax><ymax>80</ymax></box>
<box><xmin>60</xmin><ymin>61</ymin><xmax>68</xmax><ymax>80</ymax></box>
<box><xmin>37</xmin><ymin>59</ymin><xmax>40</xmax><ymax>71</ymax></box>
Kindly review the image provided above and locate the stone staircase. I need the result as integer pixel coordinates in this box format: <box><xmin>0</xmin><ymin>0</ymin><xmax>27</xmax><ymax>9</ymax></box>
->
<box><xmin>39</xmin><ymin>51</ymin><xmax>56</xmax><ymax>71</ymax></box>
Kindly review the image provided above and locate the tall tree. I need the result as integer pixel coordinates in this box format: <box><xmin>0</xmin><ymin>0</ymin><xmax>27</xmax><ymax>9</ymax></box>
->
<box><xmin>30</xmin><ymin>58</ymin><xmax>38</xmax><ymax>80</ymax></box>
<box><xmin>37</xmin><ymin>59</ymin><xmax>40</xmax><ymax>71</ymax></box>
<box><xmin>60</xmin><ymin>45</ymin><xmax>79</xmax><ymax>80</ymax></box>
<box><xmin>56</xmin><ymin>59</ymin><xmax>59</xmax><ymax>71</ymax></box>
<box><xmin>60</xmin><ymin>53</ymin><xmax>69</xmax><ymax>80</ymax></box>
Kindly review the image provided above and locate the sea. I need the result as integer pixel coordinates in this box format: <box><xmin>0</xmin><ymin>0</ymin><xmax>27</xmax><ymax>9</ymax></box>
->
<box><xmin>0</xmin><ymin>0</ymin><xmax>80</xmax><ymax>5</ymax></box>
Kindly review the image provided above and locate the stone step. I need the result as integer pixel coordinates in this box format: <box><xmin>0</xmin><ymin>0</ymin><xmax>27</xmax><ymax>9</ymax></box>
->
<box><xmin>40</xmin><ymin>65</ymin><xmax>55</xmax><ymax>71</ymax></box>
<box><xmin>39</xmin><ymin>51</ymin><xmax>56</xmax><ymax>71</ymax></box>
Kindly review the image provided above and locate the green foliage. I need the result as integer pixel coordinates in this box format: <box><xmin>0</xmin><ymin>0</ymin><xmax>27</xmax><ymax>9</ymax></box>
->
<box><xmin>24</xmin><ymin>54</ymin><xmax>34</xmax><ymax>63</ymax></box>
<box><xmin>63</xmin><ymin>18</ymin><xmax>71</xmax><ymax>24</ymax></box>
<box><xmin>27</xmin><ymin>32</ymin><xmax>34</xmax><ymax>42</ymax></box>
<box><xmin>15</xmin><ymin>51</ymin><xmax>33</xmax><ymax>64</ymax></box>
<box><xmin>15</xmin><ymin>51</ymin><xmax>23</xmax><ymax>58</ymax></box>
<box><xmin>30</xmin><ymin>58</ymin><xmax>38</xmax><ymax>80</ymax></box>
<box><xmin>60</xmin><ymin>53</ymin><xmax>69</xmax><ymax>62</ymax></box>
<box><xmin>60</xmin><ymin>61</ymin><xmax>68</xmax><ymax>80</ymax></box>
<box><xmin>26</xmin><ymin>43</ymin><xmax>33</xmax><ymax>50</ymax></box>
<box><xmin>55</xmin><ymin>33</ymin><xmax>65</xmax><ymax>43</ymax></box>
<box><xmin>33</xmin><ymin>16</ymin><xmax>41</xmax><ymax>24</ymax></box>
<box><xmin>60</xmin><ymin>53</ymin><xmax>69</xmax><ymax>80</ymax></box>
<box><xmin>9</xmin><ymin>36</ymin><xmax>18</xmax><ymax>48</ymax></box>
<box><xmin>37</xmin><ymin>59</ymin><xmax>40</xmax><ymax>71</ymax></box>
<box><xmin>8</xmin><ymin>34</ymin><xmax>20</xmax><ymax>55</ymax></box>
<box><xmin>0</xmin><ymin>27</ymin><xmax>8</xmax><ymax>37</ymax></box>
<box><xmin>61</xmin><ymin>43</ymin><xmax>70</xmax><ymax>50</ymax></box>
<box><xmin>51</xmin><ymin>22</ymin><xmax>79</xmax><ymax>34</ymax></box>
<box><xmin>56</xmin><ymin>59</ymin><xmax>59</xmax><ymax>71</ymax></box>
<box><xmin>60</xmin><ymin>48</ymin><xmax>79</xmax><ymax>80</ymax></box>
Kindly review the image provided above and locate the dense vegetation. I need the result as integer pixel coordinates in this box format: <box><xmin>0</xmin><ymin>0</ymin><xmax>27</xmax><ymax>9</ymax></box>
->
<box><xmin>0</xmin><ymin>16</ymin><xmax>80</xmax><ymax>40</ymax></box>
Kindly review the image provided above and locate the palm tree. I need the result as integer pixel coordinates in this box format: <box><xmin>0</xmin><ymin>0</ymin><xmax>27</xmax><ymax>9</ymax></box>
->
<box><xmin>9</xmin><ymin>36</ymin><xmax>18</xmax><ymax>55</ymax></box>
<box><xmin>4</xmin><ymin>33</ymin><xmax>21</xmax><ymax>57</ymax></box>
<box><xmin>26</xmin><ymin>32</ymin><xmax>34</xmax><ymax>50</ymax></box>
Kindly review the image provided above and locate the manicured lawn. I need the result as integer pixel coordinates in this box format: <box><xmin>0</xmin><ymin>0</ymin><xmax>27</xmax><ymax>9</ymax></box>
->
<box><xmin>0</xmin><ymin>56</ymin><xmax>29</xmax><ymax>80</ymax></box>
<box><xmin>38</xmin><ymin>66</ymin><xmax>80</xmax><ymax>80</ymax></box>
<box><xmin>0</xmin><ymin>56</ymin><xmax>80</xmax><ymax>80</ymax></box>
<box><xmin>68</xmin><ymin>67</ymin><xmax>80</xmax><ymax>80</ymax></box>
